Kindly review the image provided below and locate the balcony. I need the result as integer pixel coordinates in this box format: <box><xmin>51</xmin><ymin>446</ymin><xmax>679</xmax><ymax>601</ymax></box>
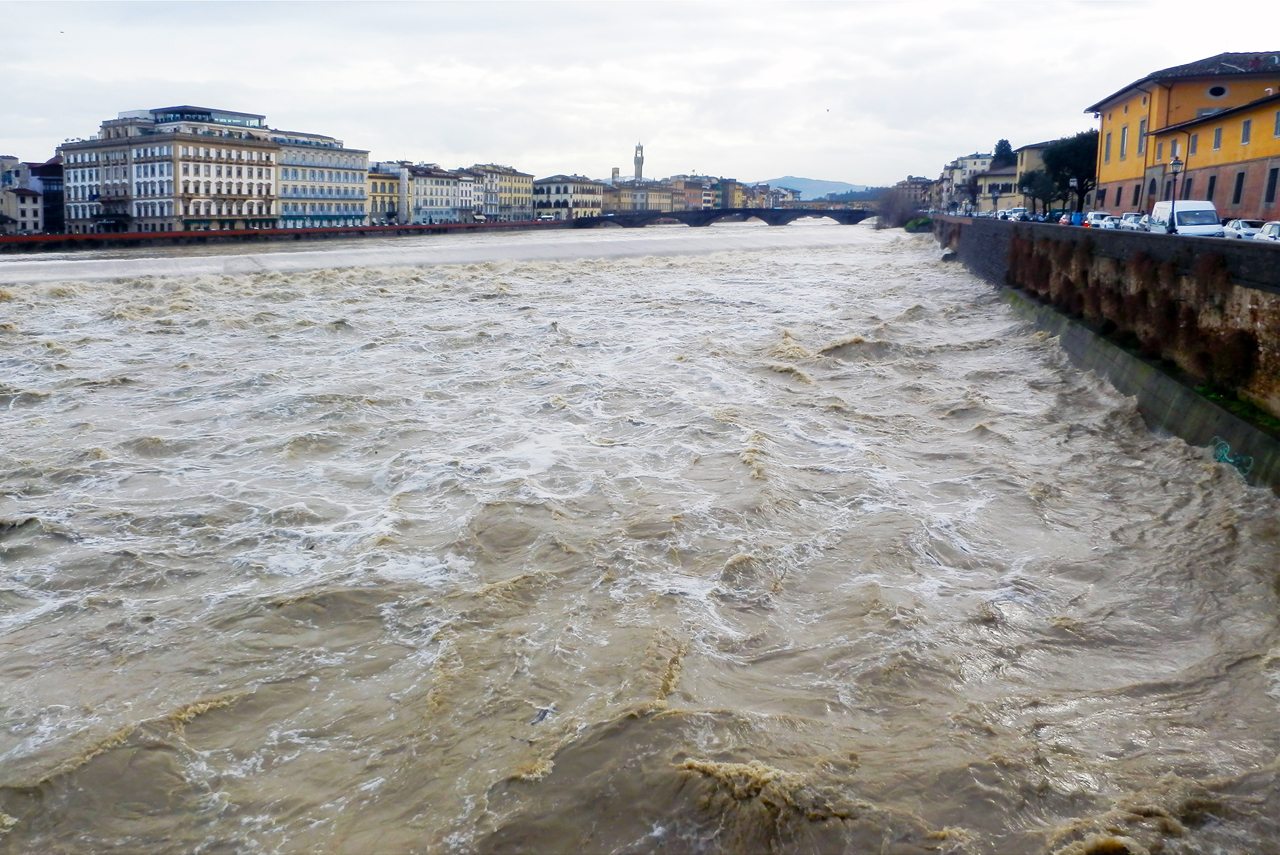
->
<box><xmin>278</xmin><ymin>191</ymin><xmax>367</xmax><ymax>200</ymax></box>
<box><xmin>180</xmin><ymin>192</ymin><xmax>277</xmax><ymax>200</ymax></box>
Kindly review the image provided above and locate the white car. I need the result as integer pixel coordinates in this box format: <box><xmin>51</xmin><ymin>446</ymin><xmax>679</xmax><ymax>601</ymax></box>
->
<box><xmin>1100</xmin><ymin>216</ymin><xmax>1121</xmax><ymax>230</ymax></box>
<box><xmin>1224</xmin><ymin>219</ymin><xmax>1264</xmax><ymax>239</ymax></box>
<box><xmin>1084</xmin><ymin>211</ymin><xmax>1111</xmax><ymax>228</ymax></box>
<box><xmin>1254</xmin><ymin>221</ymin><xmax>1280</xmax><ymax>242</ymax></box>
<box><xmin>1118</xmin><ymin>212</ymin><xmax>1145</xmax><ymax>231</ymax></box>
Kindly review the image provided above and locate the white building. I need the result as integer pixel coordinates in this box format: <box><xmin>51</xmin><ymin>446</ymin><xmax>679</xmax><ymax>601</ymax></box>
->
<box><xmin>938</xmin><ymin>152</ymin><xmax>992</xmax><ymax>212</ymax></box>
<box><xmin>60</xmin><ymin>106</ymin><xmax>279</xmax><ymax>233</ymax></box>
<box><xmin>407</xmin><ymin>164</ymin><xmax>461</xmax><ymax>224</ymax></box>
<box><xmin>532</xmin><ymin>174</ymin><xmax>605</xmax><ymax>220</ymax></box>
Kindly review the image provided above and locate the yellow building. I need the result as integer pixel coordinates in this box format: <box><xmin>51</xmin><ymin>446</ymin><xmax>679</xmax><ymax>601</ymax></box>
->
<box><xmin>1086</xmin><ymin>52</ymin><xmax>1280</xmax><ymax>215</ymax></box>
<box><xmin>367</xmin><ymin>169</ymin><xmax>400</xmax><ymax>225</ymax></box>
<box><xmin>1146</xmin><ymin>93</ymin><xmax>1280</xmax><ymax>221</ymax></box>
<box><xmin>469</xmin><ymin>164</ymin><xmax>533</xmax><ymax>222</ymax></box>
<box><xmin>973</xmin><ymin>165</ymin><xmax>1018</xmax><ymax>213</ymax></box>
<box><xmin>717</xmin><ymin>179</ymin><xmax>744</xmax><ymax>208</ymax></box>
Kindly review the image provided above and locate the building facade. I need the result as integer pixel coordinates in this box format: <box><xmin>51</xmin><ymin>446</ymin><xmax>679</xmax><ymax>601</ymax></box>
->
<box><xmin>1144</xmin><ymin>92</ymin><xmax>1280</xmax><ymax>221</ymax></box>
<box><xmin>972</xmin><ymin>165</ymin><xmax>1019</xmax><ymax>213</ymax></box>
<box><xmin>0</xmin><ymin>186</ymin><xmax>42</xmax><ymax>235</ymax></box>
<box><xmin>407</xmin><ymin>164</ymin><xmax>461</xmax><ymax>224</ymax></box>
<box><xmin>1088</xmin><ymin>52</ymin><xmax>1280</xmax><ymax>216</ymax></box>
<box><xmin>2</xmin><ymin>156</ymin><xmax>63</xmax><ymax>233</ymax></box>
<box><xmin>468</xmin><ymin>164</ymin><xmax>533</xmax><ymax>222</ymax></box>
<box><xmin>367</xmin><ymin>167</ymin><xmax>402</xmax><ymax>225</ymax></box>
<box><xmin>272</xmin><ymin>129</ymin><xmax>367</xmax><ymax>229</ymax></box>
<box><xmin>59</xmin><ymin>106</ymin><xmax>279</xmax><ymax>233</ymax></box>
<box><xmin>532</xmin><ymin>175</ymin><xmax>605</xmax><ymax>220</ymax></box>
<box><xmin>937</xmin><ymin>153</ymin><xmax>993</xmax><ymax>212</ymax></box>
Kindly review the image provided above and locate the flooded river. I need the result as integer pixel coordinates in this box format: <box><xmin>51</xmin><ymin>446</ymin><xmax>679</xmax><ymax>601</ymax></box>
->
<box><xmin>2</xmin><ymin>222</ymin><xmax>1278</xmax><ymax>854</ymax></box>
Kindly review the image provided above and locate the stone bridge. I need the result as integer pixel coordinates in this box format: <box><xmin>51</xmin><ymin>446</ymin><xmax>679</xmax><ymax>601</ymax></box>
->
<box><xmin>573</xmin><ymin>207</ymin><xmax>874</xmax><ymax>228</ymax></box>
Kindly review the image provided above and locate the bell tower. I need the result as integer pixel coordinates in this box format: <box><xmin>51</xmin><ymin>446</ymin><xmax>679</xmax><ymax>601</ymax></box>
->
<box><xmin>634</xmin><ymin>143</ymin><xmax>644</xmax><ymax>181</ymax></box>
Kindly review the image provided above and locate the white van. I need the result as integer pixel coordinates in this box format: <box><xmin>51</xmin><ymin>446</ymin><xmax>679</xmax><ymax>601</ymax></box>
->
<box><xmin>1148</xmin><ymin>200</ymin><xmax>1224</xmax><ymax>237</ymax></box>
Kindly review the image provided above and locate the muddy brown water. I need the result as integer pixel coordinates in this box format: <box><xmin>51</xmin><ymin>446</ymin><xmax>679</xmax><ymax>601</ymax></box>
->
<box><xmin>2</xmin><ymin>223</ymin><xmax>1278</xmax><ymax>854</ymax></box>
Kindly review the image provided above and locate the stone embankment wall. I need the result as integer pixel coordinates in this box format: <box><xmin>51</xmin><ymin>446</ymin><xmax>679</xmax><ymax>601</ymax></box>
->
<box><xmin>934</xmin><ymin>215</ymin><xmax>1280</xmax><ymax>489</ymax></box>
<box><xmin>935</xmin><ymin>216</ymin><xmax>1280</xmax><ymax>417</ymax></box>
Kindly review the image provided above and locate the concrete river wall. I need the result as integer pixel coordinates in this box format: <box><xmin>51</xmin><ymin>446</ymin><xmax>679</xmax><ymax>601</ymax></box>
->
<box><xmin>934</xmin><ymin>215</ymin><xmax>1280</xmax><ymax>490</ymax></box>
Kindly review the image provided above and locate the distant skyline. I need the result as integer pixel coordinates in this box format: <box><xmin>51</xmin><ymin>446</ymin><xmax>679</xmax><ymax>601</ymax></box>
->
<box><xmin>1</xmin><ymin>1</ymin><xmax>1271</xmax><ymax>185</ymax></box>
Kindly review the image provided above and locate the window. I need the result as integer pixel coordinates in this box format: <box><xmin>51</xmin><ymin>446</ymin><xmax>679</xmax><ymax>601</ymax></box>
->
<box><xmin>1120</xmin><ymin>126</ymin><xmax>1128</xmax><ymax>159</ymax></box>
<box><xmin>1265</xmin><ymin>168</ymin><xmax>1278</xmax><ymax>205</ymax></box>
<box><xmin>1182</xmin><ymin>178</ymin><xmax>1194</xmax><ymax>200</ymax></box>
<box><xmin>1242</xmin><ymin>119</ymin><xmax>1252</xmax><ymax>145</ymax></box>
<box><xmin>1132</xmin><ymin>184</ymin><xmax>1141</xmax><ymax>206</ymax></box>
<box><xmin>1213</xmin><ymin>127</ymin><xmax>1223</xmax><ymax>150</ymax></box>
<box><xmin>1097</xmin><ymin>188</ymin><xmax>1107</xmax><ymax>208</ymax></box>
<box><xmin>1156</xmin><ymin>142</ymin><xmax>1163</xmax><ymax>162</ymax></box>
<box><xmin>1189</xmin><ymin>133</ymin><xmax>1198</xmax><ymax>155</ymax></box>
<box><xmin>1232</xmin><ymin>171</ymin><xmax>1245</xmax><ymax>205</ymax></box>
<box><xmin>1104</xmin><ymin>133</ymin><xmax>1112</xmax><ymax>163</ymax></box>
<box><xmin>1207</xmin><ymin>175</ymin><xmax>1217</xmax><ymax>201</ymax></box>
<box><xmin>1137</xmin><ymin>119</ymin><xmax>1147</xmax><ymax>153</ymax></box>
<box><xmin>1275</xmin><ymin>110</ymin><xmax>1280</xmax><ymax>138</ymax></box>
<box><xmin>1149</xmin><ymin>178</ymin><xmax>1158</xmax><ymax>200</ymax></box>
<box><xmin>1164</xmin><ymin>180</ymin><xmax>1172</xmax><ymax>200</ymax></box>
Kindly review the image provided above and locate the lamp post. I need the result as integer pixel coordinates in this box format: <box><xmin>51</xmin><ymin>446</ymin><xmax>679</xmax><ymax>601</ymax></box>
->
<box><xmin>1166</xmin><ymin>156</ymin><xmax>1184</xmax><ymax>234</ymax></box>
<box><xmin>990</xmin><ymin>189</ymin><xmax>1001</xmax><ymax>217</ymax></box>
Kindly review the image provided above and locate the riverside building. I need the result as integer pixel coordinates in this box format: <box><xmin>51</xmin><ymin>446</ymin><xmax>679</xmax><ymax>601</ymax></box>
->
<box><xmin>468</xmin><ymin>164</ymin><xmax>533</xmax><ymax>222</ymax></box>
<box><xmin>60</xmin><ymin>106</ymin><xmax>280</xmax><ymax>233</ymax></box>
<box><xmin>408</xmin><ymin>164</ymin><xmax>462</xmax><ymax>224</ymax></box>
<box><xmin>271</xmin><ymin>129</ymin><xmax>368</xmax><ymax>229</ymax></box>
<box><xmin>367</xmin><ymin>166</ymin><xmax>402</xmax><ymax>225</ymax></box>
<box><xmin>532</xmin><ymin>175</ymin><xmax>605</xmax><ymax>220</ymax></box>
<box><xmin>1088</xmin><ymin>52</ymin><xmax>1280</xmax><ymax>217</ymax></box>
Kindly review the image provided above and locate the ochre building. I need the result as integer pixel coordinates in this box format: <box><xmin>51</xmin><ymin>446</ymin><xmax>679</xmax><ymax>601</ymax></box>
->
<box><xmin>1087</xmin><ymin>52</ymin><xmax>1280</xmax><ymax>218</ymax></box>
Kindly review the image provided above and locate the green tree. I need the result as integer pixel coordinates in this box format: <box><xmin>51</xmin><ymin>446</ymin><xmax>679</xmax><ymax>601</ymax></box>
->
<box><xmin>1042</xmin><ymin>130</ymin><xmax>1099</xmax><ymax>212</ymax></box>
<box><xmin>991</xmin><ymin>139</ymin><xmax>1015</xmax><ymax>169</ymax></box>
<box><xmin>1020</xmin><ymin>168</ymin><xmax>1057</xmax><ymax>214</ymax></box>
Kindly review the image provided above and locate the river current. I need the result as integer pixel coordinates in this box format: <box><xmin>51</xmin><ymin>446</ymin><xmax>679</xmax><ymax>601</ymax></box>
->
<box><xmin>1</xmin><ymin>222</ymin><xmax>1278</xmax><ymax>855</ymax></box>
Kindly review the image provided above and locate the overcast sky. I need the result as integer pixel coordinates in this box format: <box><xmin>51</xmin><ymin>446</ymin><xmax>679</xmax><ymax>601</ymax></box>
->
<box><xmin>1</xmin><ymin>1</ymin><xmax>1272</xmax><ymax>186</ymax></box>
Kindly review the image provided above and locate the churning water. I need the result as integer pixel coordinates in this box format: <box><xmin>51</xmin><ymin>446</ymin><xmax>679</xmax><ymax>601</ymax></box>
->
<box><xmin>2</xmin><ymin>222</ymin><xmax>1278</xmax><ymax>855</ymax></box>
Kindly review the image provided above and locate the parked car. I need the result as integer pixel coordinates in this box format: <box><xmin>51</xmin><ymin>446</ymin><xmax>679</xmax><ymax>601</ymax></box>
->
<box><xmin>1118</xmin><ymin>213</ymin><xmax>1145</xmax><ymax>231</ymax></box>
<box><xmin>1149</xmin><ymin>200</ymin><xmax>1224</xmax><ymax>237</ymax></box>
<box><xmin>1083</xmin><ymin>211</ymin><xmax>1111</xmax><ymax>228</ymax></box>
<box><xmin>1058</xmin><ymin>213</ymin><xmax>1073</xmax><ymax>225</ymax></box>
<box><xmin>1223</xmin><ymin>219</ymin><xmax>1265</xmax><ymax>240</ymax></box>
<box><xmin>1100</xmin><ymin>216</ymin><xmax>1121</xmax><ymax>230</ymax></box>
<box><xmin>1254</xmin><ymin>221</ymin><xmax>1280</xmax><ymax>242</ymax></box>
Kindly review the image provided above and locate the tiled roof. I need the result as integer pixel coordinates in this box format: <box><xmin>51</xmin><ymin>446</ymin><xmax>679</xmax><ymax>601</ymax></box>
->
<box><xmin>1150</xmin><ymin>52</ymin><xmax>1280</xmax><ymax>80</ymax></box>
<box><xmin>1085</xmin><ymin>51</ymin><xmax>1280</xmax><ymax>112</ymax></box>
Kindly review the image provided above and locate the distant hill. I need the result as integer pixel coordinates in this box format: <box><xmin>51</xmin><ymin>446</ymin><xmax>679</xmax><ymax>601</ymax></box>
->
<box><xmin>752</xmin><ymin>176</ymin><xmax>868</xmax><ymax>201</ymax></box>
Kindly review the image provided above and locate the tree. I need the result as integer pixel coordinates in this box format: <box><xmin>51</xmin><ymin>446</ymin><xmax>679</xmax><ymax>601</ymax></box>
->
<box><xmin>875</xmin><ymin>188</ymin><xmax>917</xmax><ymax>229</ymax></box>
<box><xmin>1020</xmin><ymin>168</ymin><xmax>1057</xmax><ymax>214</ymax></box>
<box><xmin>1042</xmin><ymin>130</ymin><xmax>1099</xmax><ymax>213</ymax></box>
<box><xmin>991</xmin><ymin>139</ymin><xmax>1015</xmax><ymax>169</ymax></box>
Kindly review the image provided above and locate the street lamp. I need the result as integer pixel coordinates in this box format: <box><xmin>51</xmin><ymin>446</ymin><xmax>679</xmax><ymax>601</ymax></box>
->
<box><xmin>1166</xmin><ymin>156</ymin><xmax>1184</xmax><ymax>234</ymax></box>
<box><xmin>990</xmin><ymin>189</ymin><xmax>1001</xmax><ymax>216</ymax></box>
